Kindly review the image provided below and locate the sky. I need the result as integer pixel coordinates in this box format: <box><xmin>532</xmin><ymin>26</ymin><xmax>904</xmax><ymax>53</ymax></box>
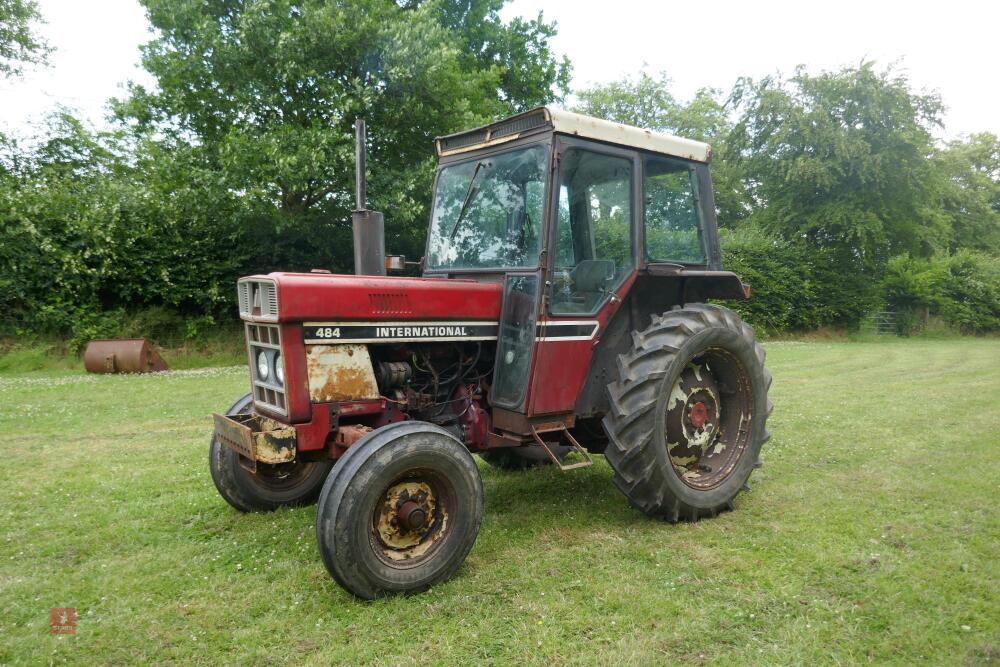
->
<box><xmin>1</xmin><ymin>0</ymin><xmax>997</xmax><ymax>140</ymax></box>
<box><xmin>0</xmin><ymin>0</ymin><xmax>153</xmax><ymax>138</ymax></box>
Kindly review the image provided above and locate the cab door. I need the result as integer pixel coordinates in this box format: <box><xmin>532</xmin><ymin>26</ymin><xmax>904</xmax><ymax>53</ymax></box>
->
<box><xmin>490</xmin><ymin>272</ymin><xmax>542</xmax><ymax>412</ymax></box>
<box><xmin>527</xmin><ymin>139</ymin><xmax>639</xmax><ymax>416</ymax></box>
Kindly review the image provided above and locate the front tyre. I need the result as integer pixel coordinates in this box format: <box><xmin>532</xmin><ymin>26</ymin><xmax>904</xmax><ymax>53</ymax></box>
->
<box><xmin>315</xmin><ymin>421</ymin><xmax>483</xmax><ymax>600</ymax></box>
<box><xmin>602</xmin><ymin>304</ymin><xmax>772</xmax><ymax>522</ymax></box>
<box><xmin>209</xmin><ymin>394</ymin><xmax>334</xmax><ymax>512</ymax></box>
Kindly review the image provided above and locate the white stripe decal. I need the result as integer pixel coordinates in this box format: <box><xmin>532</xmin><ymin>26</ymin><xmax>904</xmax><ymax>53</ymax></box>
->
<box><xmin>302</xmin><ymin>320</ymin><xmax>600</xmax><ymax>344</ymax></box>
<box><xmin>535</xmin><ymin>320</ymin><xmax>600</xmax><ymax>342</ymax></box>
<box><xmin>303</xmin><ymin>321</ymin><xmax>499</xmax><ymax>345</ymax></box>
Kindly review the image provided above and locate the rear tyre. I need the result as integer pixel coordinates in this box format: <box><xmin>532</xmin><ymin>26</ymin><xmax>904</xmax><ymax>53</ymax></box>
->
<box><xmin>479</xmin><ymin>444</ymin><xmax>569</xmax><ymax>470</ymax></box>
<box><xmin>209</xmin><ymin>394</ymin><xmax>334</xmax><ymax>512</ymax></box>
<box><xmin>316</xmin><ymin>421</ymin><xmax>483</xmax><ymax>600</ymax></box>
<box><xmin>602</xmin><ymin>304</ymin><xmax>772</xmax><ymax>521</ymax></box>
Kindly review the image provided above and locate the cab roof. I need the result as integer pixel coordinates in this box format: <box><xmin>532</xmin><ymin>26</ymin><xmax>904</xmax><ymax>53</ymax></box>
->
<box><xmin>435</xmin><ymin>106</ymin><xmax>711</xmax><ymax>163</ymax></box>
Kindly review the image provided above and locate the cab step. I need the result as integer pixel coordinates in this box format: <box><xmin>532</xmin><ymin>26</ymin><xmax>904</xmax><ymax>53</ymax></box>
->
<box><xmin>529</xmin><ymin>423</ymin><xmax>593</xmax><ymax>471</ymax></box>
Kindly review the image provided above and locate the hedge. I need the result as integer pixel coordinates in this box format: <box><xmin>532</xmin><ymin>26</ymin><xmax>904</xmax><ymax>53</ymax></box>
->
<box><xmin>719</xmin><ymin>227</ymin><xmax>878</xmax><ymax>333</ymax></box>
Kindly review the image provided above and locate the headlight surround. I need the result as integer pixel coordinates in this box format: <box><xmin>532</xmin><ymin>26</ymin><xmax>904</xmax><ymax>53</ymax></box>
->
<box><xmin>274</xmin><ymin>353</ymin><xmax>284</xmax><ymax>385</ymax></box>
<box><xmin>257</xmin><ymin>350</ymin><xmax>270</xmax><ymax>380</ymax></box>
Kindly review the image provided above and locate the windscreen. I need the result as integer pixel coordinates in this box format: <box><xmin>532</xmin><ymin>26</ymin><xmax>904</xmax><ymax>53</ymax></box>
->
<box><xmin>426</xmin><ymin>144</ymin><xmax>548</xmax><ymax>270</ymax></box>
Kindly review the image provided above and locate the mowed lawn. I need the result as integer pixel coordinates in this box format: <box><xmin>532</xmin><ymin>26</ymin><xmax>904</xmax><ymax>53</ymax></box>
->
<box><xmin>1</xmin><ymin>339</ymin><xmax>998</xmax><ymax>665</ymax></box>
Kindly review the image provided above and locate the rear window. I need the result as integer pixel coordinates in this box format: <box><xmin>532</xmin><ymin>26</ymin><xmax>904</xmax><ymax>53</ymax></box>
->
<box><xmin>643</xmin><ymin>156</ymin><xmax>706</xmax><ymax>264</ymax></box>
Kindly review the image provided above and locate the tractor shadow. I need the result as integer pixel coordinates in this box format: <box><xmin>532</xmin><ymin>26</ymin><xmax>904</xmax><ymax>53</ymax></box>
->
<box><xmin>477</xmin><ymin>454</ymin><xmax>642</xmax><ymax>536</ymax></box>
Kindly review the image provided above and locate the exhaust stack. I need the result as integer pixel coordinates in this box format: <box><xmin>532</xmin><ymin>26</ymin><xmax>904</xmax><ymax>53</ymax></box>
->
<box><xmin>351</xmin><ymin>118</ymin><xmax>386</xmax><ymax>276</ymax></box>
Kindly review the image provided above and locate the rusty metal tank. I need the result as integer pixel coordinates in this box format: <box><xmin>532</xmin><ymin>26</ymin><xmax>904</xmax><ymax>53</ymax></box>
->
<box><xmin>83</xmin><ymin>338</ymin><xmax>169</xmax><ymax>374</ymax></box>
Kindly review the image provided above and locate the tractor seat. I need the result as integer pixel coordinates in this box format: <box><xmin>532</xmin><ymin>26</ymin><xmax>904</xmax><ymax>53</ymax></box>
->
<box><xmin>572</xmin><ymin>259</ymin><xmax>615</xmax><ymax>293</ymax></box>
<box><xmin>566</xmin><ymin>260</ymin><xmax>616</xmax><ymax>311</ymax></box>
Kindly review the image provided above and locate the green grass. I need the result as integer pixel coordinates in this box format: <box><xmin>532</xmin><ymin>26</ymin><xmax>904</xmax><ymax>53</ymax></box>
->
<box><xmin>1</xmin><ymin>339</ymin><xmax>997</xmax><ymax>665</ymax></box>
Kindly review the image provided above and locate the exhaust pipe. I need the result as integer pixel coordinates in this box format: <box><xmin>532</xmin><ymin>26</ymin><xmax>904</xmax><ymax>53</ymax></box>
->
<box><xmin>351</xmin><ymin>118</ymin><xmax>386</xmax><ymax>276</ymax></box>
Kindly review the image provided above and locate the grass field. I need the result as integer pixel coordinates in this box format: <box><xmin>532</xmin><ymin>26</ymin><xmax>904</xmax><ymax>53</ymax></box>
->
<box><xmin>1</xmin><ymin>339</ymin><xmax>998</xmax><ymax>665</ymax></box>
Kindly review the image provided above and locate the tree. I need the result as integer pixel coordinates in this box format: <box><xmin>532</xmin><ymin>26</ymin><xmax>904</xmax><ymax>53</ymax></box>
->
<box><xmin>432</xmin><ymin>0</ymin><xmax>570</xmax><ymax>111</ymax></box>
<box><xmin>0</xmin><ymin>111</ymin><xmax>255</xmax><ymax>337</ymax></box>
<box><xmin>116</xmin><ymin>0</ymin><xmax>570</xmax><ymax>266</ymax></box>
<box><xmin>935</xmin><ymin>132</ymin><xmax>1000</xmax><ymax>253</ymax></box>
<box><xmin>573</xmin><ymin>70</ymin><xmax>750</xmax><ymax>226</ymax></box>
<box><xmin>728</xmin><ymin>62</ymin><xmax>949</xmax><ymax>270</ymax></box>
<box><xmin>574</xmin><ymin>70</ymin><xmax>728</xmax><ymax>143</ymax></box>
<box><xmin>0</xmin><ymin>0</ymin><xmax>49</xmax><ymax>78</ymax></box>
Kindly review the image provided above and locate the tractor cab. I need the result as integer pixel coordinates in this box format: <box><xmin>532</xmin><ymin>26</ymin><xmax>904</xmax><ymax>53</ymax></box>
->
<box><xmin>417</xmin><ymin>108</ymin><xmax>742</xmax><ymax>421</ymax></box>
<box><xmin>426</xmin><ymin>107</ymin><xmax>719</xmax><ymax>282</ymax></box>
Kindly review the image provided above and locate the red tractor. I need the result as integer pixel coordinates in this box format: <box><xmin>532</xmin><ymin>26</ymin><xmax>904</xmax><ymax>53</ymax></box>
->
<box><xmin>210</xmin><ymin>108</ymin><xmax>772</xmax><ymax>599</ymax></box>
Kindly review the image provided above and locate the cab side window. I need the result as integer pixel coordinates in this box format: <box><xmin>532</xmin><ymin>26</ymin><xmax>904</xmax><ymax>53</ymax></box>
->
<box><xmin>643</xmin><ymin>156</ymin><xmax>706</xmax><ymax>264</ymax></box>
<box><xmin>550</xmin><ymin>149</ymin><xmax>633</xmax><ymax>315</ymax></box>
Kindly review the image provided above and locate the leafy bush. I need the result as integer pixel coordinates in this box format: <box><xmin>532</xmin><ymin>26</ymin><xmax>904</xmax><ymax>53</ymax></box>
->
<box><xmin>883</xmin><ymin>252</ymin><xmax>1000</xmax><ymax>334</ymax></box>
<box><xmin>720</xmin><ymin>226</ymin><xmax>877</xmax><ymax>333</ymax></box>
<box><xmin>0</xmin><ymin>116</ymin><xmax>355</xmax><ymax>346</ymax></box>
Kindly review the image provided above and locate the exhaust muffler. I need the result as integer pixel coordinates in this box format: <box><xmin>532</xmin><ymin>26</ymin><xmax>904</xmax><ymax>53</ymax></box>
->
<box><xmin>351</xmin><ymin>118</ymin><xmax>386</xmax><ymax>276</ymax></box>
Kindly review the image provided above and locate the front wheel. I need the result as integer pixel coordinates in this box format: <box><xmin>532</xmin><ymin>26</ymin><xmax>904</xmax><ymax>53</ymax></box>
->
<box><xmin>602</xmin><ymin>304</ymin><xmax>772</xmax><ymax>521</ymax></box>
<box><xmin>209</xmin><ymin>394</ymin><xmax>334</xmax><ymax>512</ymax></box>
<box><xmin>315</xmin><ymin>421</ymin><xmax>483</xmax><ymax>600</ymax></box>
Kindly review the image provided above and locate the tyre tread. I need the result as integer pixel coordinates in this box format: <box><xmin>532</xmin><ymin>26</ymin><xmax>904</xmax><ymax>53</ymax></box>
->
<box><xmin>601</xmin><ymin>303</ymin><xmax>771</xmax><ymax>522</ymax></box>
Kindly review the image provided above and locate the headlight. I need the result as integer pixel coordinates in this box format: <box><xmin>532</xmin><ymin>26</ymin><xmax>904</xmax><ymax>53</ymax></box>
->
<box><xmin>257</xmin><ymin>351</ymin><xmax>269</xmax><ymax>380</ymax></box>
<box><xmin>274</xmin><ymin>353</ymin><xmax>284</xmax><ymax>385</ymax></box>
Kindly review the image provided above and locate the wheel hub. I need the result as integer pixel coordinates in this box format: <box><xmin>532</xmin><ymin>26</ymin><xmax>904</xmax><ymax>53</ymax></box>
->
<box><xmin>689</xmin><ymin>401</ymin><xmax>709</xmax><ymax>429</ymax></box>
<box><xmin>660</xmin><ymin>348</ymin><xmax>755</xmax><ymax>491</ymax></box>
<box><xmin>396</xmin><ymin>500</ymin><xmax>427</xmax><ymax>531</ymax></box>
<box><xmin>373</xmin><ymin>480</ymin><xmax>446</xmax><ymax>561</ymax></box>
<box><xmin>665</xmin><ymin>362</ymin><xmax>721</xmax><ymax>472</ymax></box>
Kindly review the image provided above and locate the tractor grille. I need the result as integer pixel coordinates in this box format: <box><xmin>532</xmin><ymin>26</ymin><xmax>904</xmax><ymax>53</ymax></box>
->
<box><xmin>490</xmin><ymin>109</ymin><xmax>547</xmax><ymax>139</ymax></box>
<box><xmin>238</xmin><ymin>279</ymin><xmax>279</xmax><ymax>321</ymax></box>
<box><xmin>246</xmin><ymin>323</ymin><xmax>286</xmax><ymax>415</ymax></box>
<box><xmin>439</xmin><ymin>129</ymin><xmax>488</xmax><ymax>153</ymax></box>
<box><xmin>437</xmin><ymin>109</ymin><xmax>549</xmax><ymax>155</ymax></box>
<box><xmin>368</xmin><ymin>291</ymin><xmax>412</xmax><ymax>315</ymax></box>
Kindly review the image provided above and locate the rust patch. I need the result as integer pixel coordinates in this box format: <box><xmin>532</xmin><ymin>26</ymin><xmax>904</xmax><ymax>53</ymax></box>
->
<box><xmin>334</xmin><ymin>424</ymin><xmax>373</xmax><ymax>448</ymax></box>
<box><xmin>306</xmin><ymin>344</ymin><xmax>380</xmax><ymax>401</ymax></box>
<box><xmin>252</xmin><ymin>428</ymin><xmax>296</xmax><ymax>464</ymax></box>
<box><xmin>212</xmin><ymin>412</ymin><xmax>296</xmax><ymax>466</ymax></box>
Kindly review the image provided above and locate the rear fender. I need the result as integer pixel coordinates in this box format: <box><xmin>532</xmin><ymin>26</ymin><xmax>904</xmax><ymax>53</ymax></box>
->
<box><xmin>643</xmin><ymin>266</ymin><xmax>750</xmax><ymax>301</ymax></box>
<box><xmin>573</xmin><ymin>269</ymin><xmax>748</xmax><ymax>418</ymax></box>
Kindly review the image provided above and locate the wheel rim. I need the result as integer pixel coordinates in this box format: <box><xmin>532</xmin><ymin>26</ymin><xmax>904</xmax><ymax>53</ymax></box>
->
<box><xmin>665</xmin><ymin>348</ymin><xmax>753</xmax><ymax>490</ymax></box>
<box><xmin>370</xmin><ymin>469</ymin><xmax>454</xmax><ymax>568</ymax></box>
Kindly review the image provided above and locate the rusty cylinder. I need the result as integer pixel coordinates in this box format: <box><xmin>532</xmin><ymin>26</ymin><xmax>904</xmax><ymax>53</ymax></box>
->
<box><xmin>83</xmin><ymin>338</ymin><xmax>169</xmax><ymax>374</ymax></box>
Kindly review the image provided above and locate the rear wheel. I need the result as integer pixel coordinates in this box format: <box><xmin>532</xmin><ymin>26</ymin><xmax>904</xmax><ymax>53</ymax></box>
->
<box><xmin>209</xmin><ymin>394</ymin><xmax>334</xmax><ymax>512</ymax></box>
<box><xmin>315</xmin><ymin>421</ymin><xmax>483</xmax><ymax>599</ymax></box>
<box><xmin>602</xmin><ymin>304</ymin><xmax>772</xmax><ymax>521</ymax></box>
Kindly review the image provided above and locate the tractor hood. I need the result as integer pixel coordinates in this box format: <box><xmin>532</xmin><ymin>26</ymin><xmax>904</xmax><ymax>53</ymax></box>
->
<box><xmin>237</xmin><ymin>272</ymin><xmax>502</xmax><ymax>323</ymax></box>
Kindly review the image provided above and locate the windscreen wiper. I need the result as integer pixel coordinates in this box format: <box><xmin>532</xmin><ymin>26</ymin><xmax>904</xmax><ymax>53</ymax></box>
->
<box><xmin>449</xmin><ymin>161</ymin><xmax>488</xmax><ymax>240</ymax></box>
